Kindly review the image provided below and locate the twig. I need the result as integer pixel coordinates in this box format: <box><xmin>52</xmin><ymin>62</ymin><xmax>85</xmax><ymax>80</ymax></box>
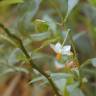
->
<box><xmin>0</xmin><ymin>23</ymin><xmax>62</xmax><ymax>96</ymax></box>
<box><xmin>61</xmin><ymin>29</ymin><xmax>70</xmax><ymax>47</ymax></box>
<box><xmin>68</xmin><ymin>29</ymin><xmax>79</xmax><ymax>63</ymax></box>
<box><xmin>80</xmin><ymin>59</ymin><xmax>91</xmax><ymax>68</ymax></box>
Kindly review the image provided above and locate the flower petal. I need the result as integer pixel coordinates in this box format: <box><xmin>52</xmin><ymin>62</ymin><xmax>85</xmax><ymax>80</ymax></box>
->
<box><xmin>54</xmin><ymin>42</ymin><xmax>62</xmax><ymax>53</ymax></box>
<box><xmin>50</xmin><ymin>42</ymin><xmax>62</xmax><ymax>53</ymax></box>
<box><xmin>62</xmin><ymin>45</ymin><xmax>71</xmax><ymax>55</ymax></box>
<box><xmin>50</xmin><ymin>44</ymin><xmax>59</xmax><ymax>53</ymax></box>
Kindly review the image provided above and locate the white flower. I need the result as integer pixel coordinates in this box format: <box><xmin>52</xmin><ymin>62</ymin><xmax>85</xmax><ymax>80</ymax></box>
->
<box><xmin>50</xmin><ymin>42</ymin><xmax>72</xmax><ymax>55</ymax></box>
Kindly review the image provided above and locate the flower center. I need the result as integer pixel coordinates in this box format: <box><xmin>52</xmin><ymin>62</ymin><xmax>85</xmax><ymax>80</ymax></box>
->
<box><xmin>56</xmin><ymin>53</ymin><xmax>61</xmax><ymax>60</ymax></box>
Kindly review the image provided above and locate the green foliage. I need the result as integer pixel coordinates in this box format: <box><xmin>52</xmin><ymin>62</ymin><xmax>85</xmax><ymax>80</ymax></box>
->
<box><xmin>65</xmin><ymin>0</ymin><xmax>79</xmax><ymax>22</ymax></box>
<box><xmin>88</xmin><ymin>0</ymin><xmax>96</xmax><ymax>6</ymax></box>
<box><xmin>33</xmin><ymin>19</ymin><xmax>49</xmax><ymax>32</ymax></box>
<box><xmin>91</xmin><ymin>58</ymin><xmax>96</xmax><ymax>67</ymax></box>
<box><xmin>0</xmin><ymin>0</ymin><xmax>96</xmax><ymax>96</ymax></box>
<box><xmin>0</xmin><ymin>0</ymin><xmax>23</xmax><ymax>7</ymax></box>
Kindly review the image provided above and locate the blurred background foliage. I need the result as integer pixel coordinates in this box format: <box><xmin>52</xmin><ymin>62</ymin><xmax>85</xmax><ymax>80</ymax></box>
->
<box><xmin>0</xmin><ymin>0</ymin><xmax>96</xmax><ymax>96</ymax></box>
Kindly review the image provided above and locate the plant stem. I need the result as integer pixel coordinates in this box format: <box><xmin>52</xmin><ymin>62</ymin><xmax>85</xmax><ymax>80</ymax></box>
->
<box><xmin>0</xmin><ymin>23</ymin><xmax>62</xmax><ymax>96</ymax></box>
<box><xmin>69</xmin><ymin>30</ymin><xmax>79</xmax><ymax>63</ymax></box>
<box><xmin>20</xmin><ymin>41</ymin><xmax>61</xmax><ymax>96</ymax></box>
<box><xmin>62</xmin><ymin>29</ymin><xmax>70</xmax><ymax>47</ymax></box>
<box><xmin>80</xmin><ymin>59</ymin><xmax>91</xmax><ymax>68</ymax></box>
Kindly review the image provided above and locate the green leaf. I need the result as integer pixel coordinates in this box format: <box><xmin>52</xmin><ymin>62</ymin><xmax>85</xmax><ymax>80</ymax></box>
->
<box><xmin>65</xmin><ymin>0</ymin><xmax>79</xmax><ymax>22</ymax></box>
<box><xmin>54</xmin><ymin>78</ymin><xmax>67</xmax><ymax>93</ymax></box>
<box><xmin>0</xmin><ymin>67</ymin><xmax>29</xmax><ymax>77</ymax></box>
<box><xmin>81</xmin><ymin>68</ymin><xmax>96</xmax><ymax>76</ymax></box>
<box><xmin>0</xmin><ymin>0</ymin><xmax>24</xmax><ymax>7</ymax></box>
<box><xmin>64</xmin><ymin>87</ymin><xmax>70</xmax><ymax>96</ymax></box>
<box><xmin>13</xmin><ymin>67</ymin><xmax>29</xmax><ymax>74</ymax></box>
<box><xmin>29</xmin><ymin>73</ymin><xmax>73</xmax><ymax>84</ymax></box>
<box><xmin>33</xmin><ymin>19</ymin><xmax>49</xmax><ymax>32</ymax></box>
<box><xmin>67</xmin><ymin>82</ymin><xmax>79</xmax><ymax>93</ymax></box>
<box><xmin>70</xmin><ymin>88</ymin><xmax>85</xmax><ymax>96</ymax></box>
<box><xmin>0</xmin><ymin>34</ymin><xmax>17</xmax><ymax>47</ymax></box>
<box><xmin>8</xmin><ymin>48</ymin><xmax>27</xmax><ymax>64</ymax></box>
<box><xmin>68</xmin><ymin>0</ymin><xmax>79</xmax><ymax>15</ymax></box>
<box><xmin>74</xmin><ymin>32</ymin><xmax>94</xmax><ymax>61</ymax></box>
<box><xmin>30</xmin><ymin>32</ymin><xmax>51</xmax><ymax>41</ymax></box>
<box><xmin>15</xmin><ymin>0</ymin><xmax>41</xmax><ymax>34</ymax></box>
<box><xmin>43</xmin><ymin>15</ymin><xmax>57</xmax><ymax>33</ymax></box>
<box><xmin>0</xmin><ymin>61</ymin><xmax>29</xmax><ymax>77</ymax></box>
<box><xmin>67</xmin><ymin>77</ymin><xmax>74</xmax><ymax>85</ymax></box>
<box><xmin>0</xmin><ymin>69</ymin><xmax>14</xmax><ymax>77</ymax></box>
<box><xmin>88</xmin><ymin>0</ymin><xmax>96</xmax><ymax>6</ymax></box>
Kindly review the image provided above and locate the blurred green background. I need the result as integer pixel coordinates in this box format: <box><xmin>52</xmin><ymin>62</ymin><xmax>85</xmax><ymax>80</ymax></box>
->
<box><xmin>0</xmin><ymin>0</ymin><xmax>96</xmax><ymax>96</ymax></box>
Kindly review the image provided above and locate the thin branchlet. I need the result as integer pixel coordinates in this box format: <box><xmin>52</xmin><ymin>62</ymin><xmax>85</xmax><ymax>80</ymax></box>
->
<box><xmin>0</xmin><ymin>22</ymin><xmax>62</xmax><ymax>96</ymax></box>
